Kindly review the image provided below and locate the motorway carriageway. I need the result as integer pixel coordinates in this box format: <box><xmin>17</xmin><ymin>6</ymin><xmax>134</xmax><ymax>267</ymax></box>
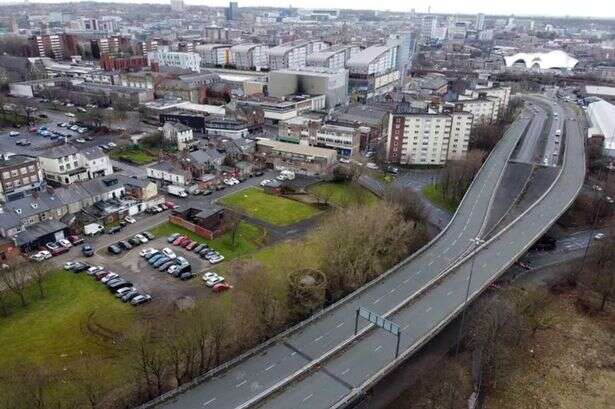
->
<box><xmin>257</xmin><ymin>105</ymin><xmax>585</xmax><ymax>409</ymax></box>
<box><xmin>152</xmin><ymin>110</ymin><xmax>539</xmax><ymax>409</ymax></box>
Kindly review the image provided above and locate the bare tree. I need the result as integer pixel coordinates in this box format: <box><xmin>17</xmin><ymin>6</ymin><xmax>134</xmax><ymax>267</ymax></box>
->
<box><xmin>225</xmin><ymin>212</ymin><xmax>242</xmax><ymax>248</ymax></box>
<box><xmin>0</xmin><ymin>264</ymin><xmax>29</xmax><ymax>306</ymax></box>
<box><xmin>507</xmin><ymin>286</ymin><xmax>556</xmax><ymax>337</ymax></box>
<box><xmin>384</xmin><ymin>185</ymin><xmax>428</xmax><ymax>223</ymax></box>
<box><xmin>29</xmin><ymin>263</ymin><xmax>52</xmax><ymax>298</ymax></box>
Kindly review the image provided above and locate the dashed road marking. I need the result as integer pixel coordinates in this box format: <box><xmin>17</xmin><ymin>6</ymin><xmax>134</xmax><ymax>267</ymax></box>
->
<box><xmin>336</xmin><ymin>322</ymin><xmax>344</xmax><ymax>328</ymax></box>
<box><xmin>235</xmin><ymin>380</ymin><xmax>247</xmax><ymax>388</ymax></box>
<box><xmin>373</xmin><ymin>298</ymin><xmax>381</xmax><ymax>304</ymax></box>
<box><xmin>302</xmin><ymin>393</ymin><xmax>313</xmax><ymax>402</ymax></box>
<box><xmin>426</xmin><ymin>306</ymin><xmax>433</xmax><ymax>313</ymax></box>
<box><xmin>374</xmin><ymin>345</ymin><xmax>382</xmax><ymax>352</ymax></box>
<box><xmin>264</xmin><ymin>364</ymin><xmax>276</xmax><ymax>371</ymax></box>
<box><xmin>313</xmin><ymin>336</ymin><xmax>323</xmax><ymax>343</ymax></box>
<box><xmin>342</xmin><ymin>369</ymin><xmax>350</xmax><ymax>375</ymax></box>
<box><xmin>204</xmin><ymin>398</ymin><xmax>216</xmax><ymax>406</ymax></box>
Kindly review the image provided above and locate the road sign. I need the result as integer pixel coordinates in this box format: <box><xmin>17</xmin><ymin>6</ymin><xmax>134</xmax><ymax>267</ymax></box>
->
<box><xmin>355</xmin><ymin>307</ymin><xmax>403</xmax><ymax>357</ymax></box>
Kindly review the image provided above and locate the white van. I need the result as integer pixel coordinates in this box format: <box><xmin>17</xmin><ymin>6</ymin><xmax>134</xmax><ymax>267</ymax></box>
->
<box><xmin>65</xmin><ymin>112</ymin><xmax>75</xmax><ymax>118</ymax></box>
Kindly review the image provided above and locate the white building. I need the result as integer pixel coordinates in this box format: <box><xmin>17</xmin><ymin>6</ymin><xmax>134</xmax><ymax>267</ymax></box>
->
<box><xmin>162</xmin><ymin>122</ymin><xmax>195</xmax><ymax>151</ymax></box>
<box><xmin>587</xmin><ymin>99</ymin><xmax>615</xmax><ymax>157</ymax></box>
<box><xmin>268</xmin><ymin>40</ymin><xmax>329</xmax><ymax>70</ymax></box>
<box><xmin>195</xmin><ymin>44</ymin><xmax>232</xmax><ymax>67</ymax></box>
<box><xmin>386</xmin><ymin>105</ymin><xmax>473</xmax><ymax>165</ymax></box>
<box><xmin>314</xmin><ymin>123</ymin><xmax>361</xmax><ymax>157</ymax></box>
<box><xmin>230</xmin><ymin>43</ymin><xmax>269</xmax><ymax>70</ymax></box>
<box><xmin>503</xmin><ymin>50</ymin><xmax>579</xmax><ymax>70</ymax></box>
<box><xmin>37</xmin><ymin>145</ymin><xmax>113</xmax><ymax>185</ymax></box>
<box><xmin>268</xmin><ymin>66</ymin><xmax>349</xmax><ymax>109</ymax></box>
<box><xmin>420</xmin><ymin>16</ymin><xmax>438</xmax><ymax>43</ymax></box>
<box><xmin>146</xmin><ymin>161</ymin><xmax>192</xmax><ymax>186</ymax></box>
<box><xmin>458</xmin><ymin>93</ymin><xmax>500</xmax><ymax>124</ymax></box>
<box><xmin>347</xmin><ymin>45</ymin><xmax>399</xmax><ymax>101</ymax></box>
<box><xmin>306</xmin><ymin>45</ymin><xmax>360</xmax><ymax>69</ymax></box>
<box><xmin>148</xmin><ymin>48</ymin><xmax>201</xmax><ymax>72</ymax></box>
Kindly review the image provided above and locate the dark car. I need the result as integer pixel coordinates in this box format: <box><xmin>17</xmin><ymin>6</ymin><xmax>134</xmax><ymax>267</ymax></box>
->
<box><xmin>145</xmin><ymin>251</ymin><xmax>160</xmax><ymax>260</ymax></box>
<box><xmin>68</xmin><ymin>235</ymin><xmax>84</xmax><ymax>245</ymax></box>
<box><xmin>128</xmin><ymin>237</ymin><xmax>141</xmax><ymax>247</ymax></box>
<box><xmin>118</xmin><ymin>241</ymin><xmax>132</xmax><ymax>250</ymax></box>
<box><xmin>107</xmin><ymin>245</ymin><xmax>122</xmax><ymax>255</ymax></box>
<box><xmin>159</xmin><ymin>260</ymin><xmax>176</xmax><ymax>272</ymax></box>
<box><xmin>106</xmin><ymin>226</ymin><xmax>121</xmax><ymax>234</ymax></box>
<box><xmin>199</xmin><ymin>247</ymin><xmax>211</xmax><ymax>257</ymax></box>
<box><xmin>254</xmin><ymin>169</ymin><xmax>264</xmax><ymax>176</ymax></box>
<box><xmin>109</xmin><ymin>280</ymin><xmax>134</xmax><ymax>292</ymax></box>
<box><xmin>180</xmin><ymin>272</ymin><xmax>196</xmax><ymax>281</ymax></box>
<box><xmin>70</xmin><ymin>262</ymin><xmax>90</xmax><ymax>273</ymax></box>
<box><xmin>142</xmin><ymin>231</ymin><xmax>155</xmax><ymax>240</ymax></box>
<box><xmin>194</xmin><ymin>244</ymin><xmax>206</xmax><ymax>253</ymax></box>
<box><xmin>82</xmin><ymin>244</ymin><xmax>94</xmax><ymax>257</ymax></box>
<box><xmin>148</xmin><ymin>254</ymin><xmax>164</xmax><ymax>264</ymax></box>
<box><xmin>153</xmin><ymin>256</ymin><xmax>169</xmax><ymax>268</ymax></box>
<box><xmin>121</xmin><ymin>290</ymin><xmax>141</xmax><ymax>302</ymax></box>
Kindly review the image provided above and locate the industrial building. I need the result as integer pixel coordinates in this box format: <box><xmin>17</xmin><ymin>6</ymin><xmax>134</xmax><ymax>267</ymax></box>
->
<box><xmin>268</xmin><ymin>66</ymin><xmax>348</xmax><ymax>109</ymax></box>
<box><xmin>268</xmin><ymin>40</ymin><xmax>329</xmax><ymax>70</ymax></box>
<box><xmin>587</xmin><ymin>99</ymin><xmax>615</xmax><ymax>157</ymax></box>
<box><xmin>306</xmin><ymin>44</ymin><xmax>360</xmax><ymax>69</ymax></box>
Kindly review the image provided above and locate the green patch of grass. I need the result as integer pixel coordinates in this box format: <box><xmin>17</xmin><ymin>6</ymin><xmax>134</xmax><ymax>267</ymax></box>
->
<box><xmin>110</xmin><ymin>145</ymin><xmax>155</xmax><ymax>165</ymax></box>
<box><xmin>0</xmin><ymin>270</ymin><xmax>136</xmax><ymax>399</ymax></box>
<box><xmin>308</xmin><ymin>182</ymin><xmax>378</xmax><ymax>207</ymax></box>
<box><xmin>422</xmin><ymin>183</ymin><xmax>458</xmax><ymax>212</ymax></box>
<box><xmin>220</xmin><ymin>187</ymin><xmax>321</xmax><ymax>226</ymax></box>
<box><xmin>151</xmin><ymin>221</ymin><xmax>265</xmax><ymax>260</ymax></box>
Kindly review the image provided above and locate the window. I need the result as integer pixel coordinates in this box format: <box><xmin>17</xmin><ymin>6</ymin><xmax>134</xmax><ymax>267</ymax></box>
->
<box><xmin>20</xmin><ymin>167</ymin><xmax>27</xmax><ymax>175</ymax></box>
<box><xmin>10</xmin><ymin>170</ymin><xmax>18</xmax><ymax>177</ymax></box>
<box><xmin>28</xmin><ymin>165</ymin><xmax>35</xmax><ymax>172</ymax></box>
<box><xmin>2</xmin><ymin>171</ymin><xmax>9</xmax><ymax>179</ymax></box>
<box><xmin>22</xmin><ymin>177</ymin><xmax>30</xmax><ymax>185</ymax></box>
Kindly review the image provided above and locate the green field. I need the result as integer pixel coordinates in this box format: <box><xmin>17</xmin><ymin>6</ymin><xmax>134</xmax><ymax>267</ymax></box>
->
<box><xmin>422</xmin><ymin>183</ymin><xmax>458</xmax><ymax>212</ymax></box>
<box><xmin>308</xmin><ymin>182</ymin><xmax>378</xmax><ymax>207</ymax></box>
<box><xmin>110</xmin><ymin>145</ymin><xmax>156</xmax><ymax>165</ymax></box>
<box><xmin>151</xmin><ymin>220</ymin><xmax>266</xmax><ymax>260</ymax></box>
<box><xmin>220</xmin><ymin>187</ymin><xmax>321</xmax><ymax>226</ymax></box>
<box><xmin>0</xmin><ymin>270</ymin><xmax>136</xmax><ymax>401</ymax></box>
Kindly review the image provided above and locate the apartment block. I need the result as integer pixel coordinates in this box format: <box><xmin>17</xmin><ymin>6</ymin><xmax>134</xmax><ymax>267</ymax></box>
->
<box><xmin>347</xmin><ymin>44</ymin><xmax>400</xmax><ymax>102</ymax></box>
<box><xmin>268</xmin><ymin>40</ymin><xmax>329</xmax><ymax>70</ymax></box>
<box><xmin>306</xmin><ymin>44</ymin><xmax>360</xmax><ymax>69</ymax></box>
<box><xmin>230</xmin><ymin>44</ymin><xmax>269</xmax><ymax>70</ymax></box>
<box><xmin>0</xmin><ymin>155</ymin><xmax>45</xmax><ymax>203</ymax></box>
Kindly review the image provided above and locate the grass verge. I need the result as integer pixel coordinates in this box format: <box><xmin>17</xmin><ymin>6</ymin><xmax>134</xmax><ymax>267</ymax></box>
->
<box><xmin>308</xmin><ymin>182</ymin><xmax>378</xmax><ymax>207</ymax></box>
<box><xmin>110</xmin><ymin>145</ymin><xmax>156</xmax><ymax>165</ymax></box>
<box><xmin>422</xmin><ymin>183</ymin><xmax>458</xmax><ymax>212</ymax></box>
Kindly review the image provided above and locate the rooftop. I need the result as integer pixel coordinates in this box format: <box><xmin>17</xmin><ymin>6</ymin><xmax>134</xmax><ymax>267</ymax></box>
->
<box><xmin>347</xmin><ymin>45</ymin><xmax>394</xmax><ymax>68</ymax></box>
<box><xmin>256</xmin><ymin>137</ymin><xmax>337</xmax><ymax>159</ymax></box>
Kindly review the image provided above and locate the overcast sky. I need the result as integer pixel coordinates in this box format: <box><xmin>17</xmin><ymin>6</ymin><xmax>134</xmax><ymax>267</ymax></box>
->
<box><xmin>2</xmin><ymin>0</ymin><xmax>615</xmax><ymax>18</ymax></box>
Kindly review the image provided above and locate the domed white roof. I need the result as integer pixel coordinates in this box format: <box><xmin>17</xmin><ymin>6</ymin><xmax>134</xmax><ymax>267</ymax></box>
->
<box><xmin>504</xmin><ymin>50</ymin><xmax>578</xmax><ymax>70</ymax></box>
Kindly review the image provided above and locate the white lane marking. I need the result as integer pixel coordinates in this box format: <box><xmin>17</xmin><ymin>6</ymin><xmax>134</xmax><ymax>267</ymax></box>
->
<box><xmin>342</xmin><ymin>369</ymin><xmax>350</xmax><ymax>375</ymax></box>
<box><xmin>443</xmin><ymin>247</ymin><xmax>449</xmax><ymax>254</ymax></box>
<box><xmin>428</xmin><ymin>260</ymin><xmax>434</xmax><ymax>266</ymax></box>
<box><xmin>447</xmin><ymin>291</ymin><xmax>453</xmax><ymax>296</ymax></box>
<box><xmin>402</xmin><ymin>324</ymin><xmax>410</xmax><ymax>331</ymax></box>
<box><xmin>403</xmin><ymin>278</ymin><xmax>410</xmax><ymax>284</ymax></box>
<box><xmin>451</xmin><ymin>240</ymin><xmax>457</xmax><ymax>246</ymax></box>
<box><xmin>302</xmin><ymin>393</ymin><xmax>313</xmax><ymax>402</ymax></box>
<box><xmin>374</xmin><ymin>345</ymin><xmax>382</xmax><ymax>352</ymax></box>
<box><xmin>235</xmin><ymin>380</ymin><xmax>247</xmax><ymax>388</ymax></box>
<box><xmin>373</xmin><ymin>298</ymin><xmax>381</xmax><ymax>304</ymax></box>
<box><xmin>265</xmin><ymin>364</ymin><xmax>276</xmax><ymax>371</ymax></box>
<box><xmin>390</xmin><ymin>288</ymin><xmax>396</xmax><ymax>293</ymax></box>
<box><xmin>204</xmin><ymin>398</ymin><xmax>216</xmax><ymax>406</ymax></box>
<box><xmin>291</xmin><ymin>351</ymin><xmax>297</xmax><ymax>356</ymax></box>
<box><xmin>416</xmin><ymin>270</ymin><xmax>422</xmax><ymax>276</ymax></box>
<box><xmin>336</xmin><ymin>322</ymin><xmax>344</xmax><ymax>328</ymax></box>
<box><xmin>426</xmin><ymin>306</ymin><xmax>433</xmax><ymax>313</ymax></box>
<box><xmin>313</xmin><ymin>336</ymin><xmax>323</xmax><ymax>343</ymax></box>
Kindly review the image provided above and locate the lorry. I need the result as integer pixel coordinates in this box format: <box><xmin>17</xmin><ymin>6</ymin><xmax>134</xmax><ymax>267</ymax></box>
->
<box><xmin>84</xmin><ymin>223</ymin><xmax>104</xmax><ymax>236</ymax></box>
<box><xmin>167</xmin><ymin>185</ymin><xmax>188</xmax><ymax>198</ymax></box>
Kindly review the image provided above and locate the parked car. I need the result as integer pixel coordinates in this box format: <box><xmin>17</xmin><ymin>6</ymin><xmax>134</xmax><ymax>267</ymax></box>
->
<box><xmin>71</xmin><ymin>262</ymin><xmax>90</xmax><ymax>273</ymax></box>
<box><xmin>209</xmin><ymin>255</ymin><xmax>225</xmax><ymax>264</ymax></box>
<box><xmin>118</xmin><ymin>241</ymin><xmax>132</xmax><ymax>250</ymax></box>
<box><xmin>182</xmin><ymin>239</ymin><xmax>195</xmax><ymax>249</ymax></box>
<box><xmin>594</xmin><ymin>233</ymin><xmax>606</xmax><ymax>240</ymax></box>
<box><xmin>121</xmin><ymin>290</ymin><xmax>141</xmax><ymax>303</ymax></box>
<box><xmin>106</xmin><ymin>226</ymin><xmax>122</xmax><ymax>234</ymax></box>
<box><xmin>148</xmin><ymin>254</ymin><xmax>164</xmax><ymax>264</ymax></box>
<box><xmin>86</xmin><ymin>266</ymin><xmax>104</xmax><ymax>276</ymax></box>
<box><xmin>204</xmin><ymin>275</ymin><xmax>225</xmax><ymax>287</ymax></box>
<box><xmin>162</xmin><ymin>247</ymin><xmax>176</xmax><ymax>259</ymax></box>
<box><xmin>145</xmin><ymin>251</ymin><xmax>161</xmax><ymax>260</ymax></box>
<box><xmin>58</xmin><ymin>238</ymin><xmax>72</xmax><ymax>248</ymax></box>
<box><xmin>30</xmin><ymin>250</ymin><xmax>52</xmax><ymax>261</ymax></box>
<box><xmin>106</xmin><ymin>244</ymin><xmax>121</xmax><ymax>255</ymax></box>
<box><xmin>153</xmin><ymin>256</ymin><xmax>169</xmax><ymax>268</ymax></box>
<box><xmin>101</xmin><ymin>273</ymin><xmax>119</xmax><ymax>283</ymax></box>
<box><xmin>46</xmin><ymin>242</ymin><xmax>60</xmax><ymax>252</ymax></box>
<box><xmin>82</xmin><ymin>244</ymin><xmax>94</xmax><ymax>257</ymax></box>
<box><xmin>164</xmin><ymin>201</ymin><xmax>177</xmax><ymax>209</ymax></box>
<box><xmin>167</xmin><ymin>233</ymin><xmax>180</xmax><ymax>243</ymax></box>
<box><xmin>115</xmin><ymin>287</ymin><xmax>135</xmax><ymax>298</ymax></box>
<box><xmin>131</xmin><ymin>294</ymin><xmax>152</xmax><ymax>306</ymax></box>
<box><xmin>68</xmin><ymin>235</ymin><xmax>84</xmax><ymax>245</ymax></box>
<box><xmin>194</xmin><ymin>244</ymin><xmax>206</xmax><ymax>253</ymax></box>
<box><xmin>180</xmin><ymin>272</ymin><xmax>196</xmax><ymax>281</ymax></box>
<box><xmin>135</xmin><ymin>233</ymin><xmax>148</xmax><ymax>244</ymax></box>
<box><xmin>142</xmin><ymin>231</ymin><xmax>155</xmax><ymax>240</ymax></box>
<box><xmin>172</xmin><ymin>235</ymin><xmax>186</xmax><ymax>246</ymax></box>
<box><xmin>128</xmin><ymin>237</ymin><xmax>141</xmax><ymax>247</ymax></box>
<box><xmin>212</xmin><ymin>282</ymin><xmax>233</xmax><ymax>293</ymax></box>
<box><xmin>139</xmin><ymin>248</ymin><xmax>157</xmax><ymax>257</ymax></box>
<box><xmin>125</xmin><ymin>216</ymin><xmax>136</xmax><ymax>224</ymax></box>
<box><xmin>95</xmin><ymin>270</ymin><xmax>112</xmax><ymax>280</ymax></box>
<box><xmin>108</xmin><ymin>280</ymin><xmax>133</xmax><ymax>292</ymax></box>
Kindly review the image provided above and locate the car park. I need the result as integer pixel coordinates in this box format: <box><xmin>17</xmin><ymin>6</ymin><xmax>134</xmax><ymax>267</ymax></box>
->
<box><xmin>115</xmin><ymin>287</ymin><xmax>135</xmax><ymax>298</ymax></box>
<box><xmin>107</xmin><ymin>244</ymin><xmax>122</xmax><ymax>255</ymax></box>
<box><xmin>101</xmin><ymin>273</ymin><xmax>119</xmax><ymax>283</ymax></box>
<box><xmin>135</xmin><ymin>234</ymin><xmax>148</xmax><ymax>244</ymax></box>
<box><xmin>82</xmin><ymin>244</ymin><xmax>94</xmax><ymax>257</ymax></box>
<box><xmin>143</xmin><ymin>231</ymin><xmax>155</xmax><ymax>240</ymax></box>
<box><xmin>118</xmin><ymin>241</ymin><xmax>133</xmax><ymax>250</ymax></box>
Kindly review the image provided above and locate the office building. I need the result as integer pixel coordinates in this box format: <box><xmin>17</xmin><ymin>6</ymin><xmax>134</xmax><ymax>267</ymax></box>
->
<box><xmin>420</xmin><ymin>15</ymin><xmax>438</xmax><ymax>43</ymax></box>
<box><xmin>268</xmin><ymin>66</ymin><xmax>349</xmax><ymax>109</ymax></box>
<box><xmin>227</xmin><ymin>1</ymin><xmax>239</xmax><ymax>21</ymax></box>
<box><xmin>148</xmin><ymin>48</ymin><xmax>202</xmax><ymax>73</ymax></box>
<box><xmin>170</xmin><ymin>0</ymin><xmax>185</xmax><ymax>12</ymax></box>
<box><xmin>476</xmin><ymin>13</ymin><xmax>485</xmax><ymax>30</ymax></box>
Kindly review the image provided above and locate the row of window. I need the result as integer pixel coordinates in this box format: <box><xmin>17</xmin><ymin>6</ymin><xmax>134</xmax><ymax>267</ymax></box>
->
<box><xmin>4</xmin><ymin>175</ymin><xmax>39</xmax><ymax>189</ymax></box>
<box><xmin>2</xmin><ymin>165</ymin><xmax>37</xmax><ymax>179</ymax></box>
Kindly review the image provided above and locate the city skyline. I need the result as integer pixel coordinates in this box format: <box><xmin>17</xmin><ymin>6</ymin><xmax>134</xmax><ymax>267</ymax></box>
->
<box><xmin>2</xmin><ymin>0</ymin><xmax>615</xmax><ymax>19</ymax></box>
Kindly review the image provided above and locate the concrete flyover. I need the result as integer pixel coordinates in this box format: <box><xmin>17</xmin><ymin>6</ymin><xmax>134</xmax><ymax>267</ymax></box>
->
<box><xmin>140</xmin><ymin>103</ymin><xmax>558</xmax><ymax>409</ymax></box>
<box><xmin>255</xmin><ymin>102</ymin><xmax>585</xmax><ymax>409</ymax></box>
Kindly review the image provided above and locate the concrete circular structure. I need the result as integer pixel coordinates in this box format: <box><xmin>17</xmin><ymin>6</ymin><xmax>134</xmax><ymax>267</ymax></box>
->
<box><xmin>504</xmin><ymin>50</ymin><xmax>579</xmax><ymax>70</ymax></box>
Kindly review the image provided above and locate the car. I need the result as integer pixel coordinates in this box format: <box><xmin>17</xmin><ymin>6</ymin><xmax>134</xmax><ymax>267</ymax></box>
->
<box><xmin>109</xmin><ymin>280</ymin><xmax>134</xmax><ymax>292</ymax></box>
<box><xmin>75</xmin><ymin>138</ymin><xmax>86</xmax><ymax>143</ymax></box>
<box><xmin>128</xmin><ymin>237</ymin><xmax>141</xmax><ymax>247</ymax></box>
<box><xmin>58</xmin><ymin>239</ymin><xmax>72</xmax><ymax>248</ymax></box>
<box><xmin>159</xmin><ymin>260</ymin><xmax>176</xmax><ymax>272</ymax></box>
<box><xmin>115</xmin><ymin>287</ymin><xmax>135</xmax><ymax>298</ymax></box>
<box><xmin>107</xmin><ymin>245</ymin><xmax>122</xmax><ymax>255</ymax></box>
<box><xmin>94</xmin><ymin>270</ymin><xmax>112</xmax><ymax>280</ymax></box>
<box><xmin>30</xmin><ymin>250</ymin><xmax>52</xmax><ymax>261</ymax></box>
<box><xmin>125</xmin><ymin>216</ymin><xmax>136</xmax><ymax>224</ymax></box>
<box><xmin>180</xmin><ymin>272</ymin><xmax>196</xmax><ymax>281</ymax></box>
<box><xmin>203</xmin><ymin>250</ymin><xmax>218</xmax><ymax>260</ymax></box>
<box><xmin>172</xmin><ymin>235</ymin><xmax>186</xmax><ymax>246</ymax></box>
<box><xmin>101</xmin><ymin>272</ymin><xmax>119</xmax><ymax>283</ymax></box>
<box><xmin>230</xmin><ymin>177</ymin><xmax>239</xmax><ymax>185</ymax></box>
<box><xmin>82</xmin><ymin>244</ymin><xmax>94</xmax><ymax>257</ymax></box>
<box><xmin>212</xmin><ymin>282</ymin><xmax>233</xmax><ymax>293</ymax></box>
<box><xmin>159</xmin><ymin>203</ymin><xmax>168</xmax><ymax>210</ymax></box>
<box><xmin>148</xmin><ymin>254</ymin><xmax>164</xmax><ymax>264</ymax></box>
<box><xmin>179</xmin><ymin>237</ymin><xmax>192</xmax><ymax>247</ymax></box>
<box><xmin>209</xmin><ymin>255</ymin><xmax>225</xmax><ymax>264</ymax></box>
<box><xmin>167</xmin><ymin>233</ymin><xmax>181</xmax><ymax>243</ymax></box>
<box><xmin>162</xmin><ymin>247</ymin><xmax>176</xmax><ymax>259</ymax></box>
<box><xmin>140</xmin><ymin>247</ymin><xmax>157</xmax><ymax>257</ymax></box>
<box><xmin>108</xmin><ymin>142</ymin><xmax>117</xmax><ymax>148</ymax></box>
<box><xmin>118</xmin><ymin>241</ymin><xmax>132</xmax><ymax>250</ymax></box>
<box><xmin>153</xmin><ymin>256</ymin><xmax>170</xmax><ymax>268</ymax></box>
<box><xmin>9</xmin><ymin>131</ymin><xmax>20</xmax><ymax>137</ymax></box>
<box><xmin>70</xmin><ymin>262</ymin><xmax>90</xmax><ymax>273</ymax></box>
<box><xmin>106</xmin><ymin>226</ymin><xmax>122</xmax><ymax>235</ymax></box>
<box><xmin>366</xmin><ymin>162</ymin><xmax>379</xmax><ymax>170</ymax></box>
<box><xmin>131</xmin><ymin>294</ymin><xmax>152</xmax><ymax>306</ymax></box>
<box><xmin>86</xmin><ymin>266</ymin><xmax>104</xmax><ymax>276</ymax></box>
<box><xmin>46</xmin><ymin>242</ymin><xmax>60</xmax><ymax>252</ymax></box>
<box><xmin>339</xmin><ymin>157</ymin><xmax>350</xmax><ymax>164</ymax></box>
<box><xmin>199</xmin><ymin>248</ymin><xmax>212</xmax><ymax>258</ymax></box>
<box><xmin>142</xmin><ymin>231</ymin><xmax>155</xmax><ymax>240</ymax></box>
<box><xmin>68</xmin><ymin>235</ymin><xmax>84</xmax><ymax>245</ymax></box>
<box><xmin>121</xmin><ymin>290</ymin><xmax>141</xmax><ymax>302</ymax></box>
<box><xmin>223</xmin><ymin>178</ymin><xmax>234</xmax><ymax>186</ymax></box>
<box><xmin>70</xmin><ymin>125</ymin><xmax>79</xmax><ymax>131</ymax></box>
<box><xmin>205</xmin><ymin>275</ymin><xmax>225</xmax><ymax>287</ymax></box>
<box><xmin>594</xmin><ymin>233</ymin><xmax>606</xmax><ymax>240</ymax></box>
<box><xmin>164</xmin><ymin>201</ymin><xmax>177</xmax><ymax>209</ymax></box>
<box><xmin>260</xmin><ymin>179</ymin><xmax>271</xmax><ymax>187</ymax></box>
<box><xmin>194</xmin><ymin>244</ymin><xmax>206</xmax><ymax>253</ymax></box>
<box><xmin>144</xmin><ymin>250</ymin><xmax>160</xmax><ymax>259</ymax></box>
<box><xmin>135</xmin><ymin>233</ymin><xmax>148</xmax><ymax>244</ymax></box>
<box><xmin>592</xmin><ymin>185</ymin><xmax>603</xmax><ymax>192</ymax></box>
<box><xmin>182</xmin><ymin>239</ymin><xmax>195</xmax><ymax>249</ymax></box>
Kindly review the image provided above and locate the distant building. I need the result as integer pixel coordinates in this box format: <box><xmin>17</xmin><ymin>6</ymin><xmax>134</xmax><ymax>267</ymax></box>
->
<box><xmin>255</xmin><ymin>138</ymin><xmax>336</xmax><ymax>175</ymax></box>
<box><xmin>170</xmin><ymin>0</ymin><xmax>185</xmax><ymax>12</ymax></box>
<box><xmin>476</xmin><ymin>13</ymin><xmax>485</xmax><ymax>30</ymax></box>
<box><xmin>29</xmin><ymin>34</ymin><xmax>78</xmax><ymax>60</ymax></box>
<box><xmin>420</xmin><ymin>15</ymin><xmax>438</xmax><ymax>43</ymax></box>
<box><xmin>227</xmin><ymin>1</ymin><xmax>239</xmax><ymax>21</ymax></box>
<box><xmin>195</xmin><ymin>44</ymin><xmax>232</xmax><ymax>67</ymax></box>
<box><xmin>268</xmin><ymin>40</ymin><xmax>329</xmax><ymax>70</ymax></box>
<box><xmin>586</xmin><ymin>99</ymin><xmax>615</xmax><ymax>157</ymax></box>
<box><xmin>347</xmin><ymin>44</ymin><xmax>400</xmax><ymax>102</ymax></box>
<box><xmin>146</xmin><ymin>161</ymin><xmax>192</xmax><ymax>186</ymax></box>
<box><xmin>230</xmin><ymin>43</ymin><xmax>269</xmax><ymax>70</ymax></box>
<box><xmin>306</xmin><ymin>44</ymin><xmax>360</xmax><ymax>70</ymax></box>
<box><xmin>100</xmin><ymin>54</ymin><xmax>148</xmax><ymax>72</ymax></box>
<box><xmin>162</xmin><ymin>122</ymin><xmax>195</xmax><ymax>151</ymax></box>
<box><xmin>148</xmin><ymin>48</ymin><xmax>201</xmax><ymax>73</ymax></box>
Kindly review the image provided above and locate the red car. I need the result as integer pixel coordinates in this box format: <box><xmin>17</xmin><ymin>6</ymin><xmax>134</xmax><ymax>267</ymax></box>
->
<box><xmin>178</xmin><ymin>237</ymin><xmax>191</xmax><ymax>247</ymax></box>
<box><xmin>68</xmin><ymin>235</ymin><xmax>84</xmax><ymax>245</ymax></box>
<box><xmin>212</xmin><ymin>283</ymin><xmax>233</xmax><ymax>293</ymax></box>
<box><xmin>165</xmin><ymin>201</ymin><xmax>177</xmax><ymax>209</ymax></box>
<box><xmin>186</xmin><ymin>241</ymin><xmax>198</xmax><ymax>251</ymax></box>
<box><xmin>182</xmin><ymin>239</ymin><xmax>194</xmax><ymax>249</ymax></box>
<box><xmin>172</xmin><ymin>235</ymin><xmax>186</xmax><ymax>246</ymax></box>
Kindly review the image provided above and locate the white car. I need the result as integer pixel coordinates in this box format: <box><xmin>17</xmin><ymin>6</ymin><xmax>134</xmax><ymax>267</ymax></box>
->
<box><xmin>205</xmin><ymin>275</ymin><xmax>225</xmax><ymax>287</ymax></box>
<box><xmin>58</xmin><ymin>239</ymin><xmax>72</xmax><ymax>248</ymax></box>
<box><xmin>30</xmin><ymin>250</ymin><xmax>51</xmax><ymax>261</ymax></box>
<box><xmin>135</xmin><ymin>234</ymin><xmax>148</xmax><ymax>244</ymax></box>
<box><xmin>202</xmin><ymin>272</ymin><xmax>219</xmax><ymax>282</ymax></box>
<box><xmin>594</xmin><ymin>233</ymin><xmax>606</xmax><ymax>240</ymax></box>
<box><xmin>162</xmin><ymin>247</ymin><xmax>176</xmax><ymax>259</ymax></box>
<box><xmin>124</xmin><ymin>216</ymin><xmax>136</xmax><ymax>224</ymax></box>
<box><xmin>230</xmin><ymin>178</ymin><xmax>239</xmax><ymax>185</ymax></box>
<box><xmin>63</xmin><ymin>261</ymin><xmax>79</xmax><ymax>270</ymax></box>
<box><xmin>76</xmin><ymin>138</ymin><xmax>86</xmax><ymax>143</ymax></box>
<box><xmin>339</xmin><ymin>158</ymin><xmax>350</xmax><ymax>164</ymax></box>
<box><xmin>101</xmin><ymin>272</ymin><xmax>119</xmax><ymax>283</ymax></box>
<box><xmin>209</xmin><ymin>255</ymin><xmax>225</xmax><ymax>264</ymax></box>
<box><xmin>108</xmin><ymin>142</ymin><xmax>117</xmax><ymax>148</ymax></box>
<box><xmin>140</xmin><ymin>248</ymin><xmax>157</xmax><ymax>257</ymax></box>
<box><xmin>9</xmin><ymin>131</ymin><xmax>20</xmax><ymax>137</ymax></box>
<box><xmin>115</xmin><ymin>287</ymin><xmax>135</xmax><ymax>298</ymax></box>
<box><xmin>260</xmin><ymin>179</ymin><xmax>271</xmax><ymax>187</ymax></box>
<box><xmin>366</xmin><ymin>162</ymin><xmax>379</xmax><ymax>170</ymax></box>
<box><xmin>223</xmin><ymin>178</ymin><xmax>234</xmax><ymax>186</ymax></box>
<box><xmin>87</xmin><ymin>266</ymin><xmax>104</xmax><ymax>275</ymax></box>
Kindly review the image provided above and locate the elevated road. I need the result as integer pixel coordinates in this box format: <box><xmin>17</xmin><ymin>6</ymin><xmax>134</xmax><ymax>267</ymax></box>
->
<box><xmin>255</xmin><ymin>105</ymin><xmax>585</xmax><ymax>409</ymax></box>
<box><xmin>146</xmin><ymin>106</ymin><xmax>556</xmax><ymax>409</ymax></box>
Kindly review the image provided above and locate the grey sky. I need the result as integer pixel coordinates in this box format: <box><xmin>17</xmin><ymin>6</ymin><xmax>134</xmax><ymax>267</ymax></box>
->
<box><xmin>2</xmin><ymin>0</ymin><xmax>614</xmax><ymax>18</ymax></box>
